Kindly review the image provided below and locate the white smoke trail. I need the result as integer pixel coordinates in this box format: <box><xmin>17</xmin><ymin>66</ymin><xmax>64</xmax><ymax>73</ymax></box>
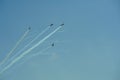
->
<box><xmin>29</xmin><ymin>46</ymin><xmax>51</xmax><ymax>58</ymax></box>
<box><xmin>17</xmin><ymin>46</ymin><xmax>51</xmax><ymax>66</ymax></box>
<box><xmin>9</xmin><ymin>25</ymin><xmax>52</xmax><ymax>62</ymax></box>
<box><xmin>0</xmin><ymin>25</ymin><xmax>62</xmax><ymax>75</ymax></box>
<box><xmin>0</xmin><ymin>28</ymin><xmax>30</xmax><ymax>66</ymax></box>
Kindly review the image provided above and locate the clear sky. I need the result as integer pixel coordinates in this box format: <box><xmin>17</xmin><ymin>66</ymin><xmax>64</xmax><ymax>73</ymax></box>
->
<box><xmin>0</xmin><ymin>0</ymin><xmax>120</xmax><ymax>80</ymax></box>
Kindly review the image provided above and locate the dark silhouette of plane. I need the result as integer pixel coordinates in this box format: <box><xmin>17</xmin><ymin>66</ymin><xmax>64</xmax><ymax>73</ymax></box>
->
<box><xmin>60</xmin><ymin>23</ymin><xmax>64</xmax><ymax>26</ymax></box>
<box><xmin>52</xmin><ymin>43</ymin><xmax>54</xmax><ymax>47</ymax></box>
<box><xmin>28</xmin><ymin>27</ymin><xmax>31</xmax><ymax>30</ymax></box>
<box><xmin>50</xmin><ymin>24</ymin><xmax>53</xmax><ymax>26</ymax></box>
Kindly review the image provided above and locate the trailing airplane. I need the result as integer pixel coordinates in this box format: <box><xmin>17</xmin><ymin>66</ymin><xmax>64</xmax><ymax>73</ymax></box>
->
<box><xmin>28</xmin><ymin>27</ymin><xmax>31</xmax><ymax>30</ymax></box>
<box><xmin>51</xmin><ymin>43</ymin><xmax>54</xmax><ymax>47</ymax></box>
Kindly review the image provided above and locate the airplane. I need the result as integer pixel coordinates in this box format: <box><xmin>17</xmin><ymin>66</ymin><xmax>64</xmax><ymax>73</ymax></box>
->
<box><xmin>28</xmin><ymin>27</ymin><xmax>31</xmax><ymax>30</ymax></box>
<box><xmin>51</xmin><ymin>43</ymin><xmax>54</xmax><ymax>47</ymax></box>
<box><xmin>60</xmin><ymin>23</ymin><xmax>64</xmax><ymax>26</ymax></box>
<box><xmin>50</xmin><ymin>24</ymin><xmax>53</xmax><ymax>26</ymax></box>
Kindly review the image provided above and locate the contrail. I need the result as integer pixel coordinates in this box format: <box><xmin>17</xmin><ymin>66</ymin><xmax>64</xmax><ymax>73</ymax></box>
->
<box><xmin>0</xmin><ymin>25</ymin><xmax>62</xmax><ymax>75</ymax></box>
<box><xmin>17</xmin><ymin>46</ymin><xmax>51</xmax><ymax>66</ymax></box>
<box><xmin>29</xmin><ymin>46</ymin><xmax>51</xmax><ymax>58</ymax></box>
<box><xmin>9</xmin><ymin>24</ymin><xmax>53</xmax><ymax>62</ymax></box>
<box><xmin>0</xmin><ymin>28</ymin><xmax>30</xmax><ymax>66</ymax></box>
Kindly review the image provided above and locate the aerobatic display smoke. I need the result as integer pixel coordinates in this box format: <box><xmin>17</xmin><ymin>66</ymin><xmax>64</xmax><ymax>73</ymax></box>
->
<box><xmin>0</xmin><ymin>28</ymin><xmax>30</xmax><ymax>66</ymax></box>
<box><xmin>9</xmin><ymin>25</ymin><xmax>52</xmax><ymax>63</ymax></box>
<box><xmin>0</xmin><ymin>25</ymin><xmax>63</xmax><ymax>75</ymax></box>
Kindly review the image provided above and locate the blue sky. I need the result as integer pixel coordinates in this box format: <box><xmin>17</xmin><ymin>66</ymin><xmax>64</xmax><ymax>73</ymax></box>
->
<box><xmin>0</xmin><ymin>0</ymin><xmax>120</xmax><ymax>80</ymax></box>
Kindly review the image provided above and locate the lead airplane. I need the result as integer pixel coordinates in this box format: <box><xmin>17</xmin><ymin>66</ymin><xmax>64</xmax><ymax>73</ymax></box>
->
<box><xmin>50</xmin><ymin>24</ymin><xmax>53</xmax><ymax>26</ymax></box>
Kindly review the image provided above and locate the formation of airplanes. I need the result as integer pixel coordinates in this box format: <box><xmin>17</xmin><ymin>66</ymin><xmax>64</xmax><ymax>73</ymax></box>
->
<box><xmin>28</xmin><ymin>23</ymin><xmax>64</xmax><ymax>47</ymax></box>
<box><xmin>28</xmin><ymin>23</ymin><xmax>64</xmax><ymax>30</ymax></box>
